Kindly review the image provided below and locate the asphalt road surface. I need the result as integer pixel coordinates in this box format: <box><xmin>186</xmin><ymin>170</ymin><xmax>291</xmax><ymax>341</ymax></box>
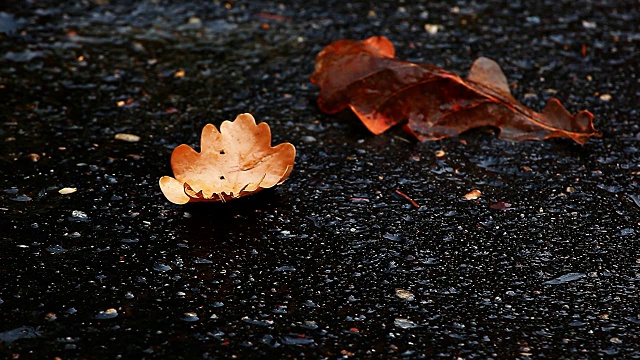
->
<box><xmin>1</xmin><ymin>1</ymin><xmax>639</xmax><ymax>358</ymax></box>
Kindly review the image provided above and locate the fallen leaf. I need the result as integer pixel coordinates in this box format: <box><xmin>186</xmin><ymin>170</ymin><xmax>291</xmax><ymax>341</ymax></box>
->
<box><xmin>159</xmin><ymin>113</ymin><xmax>295</xmax><ymax>204</ymax></box>
<box><xmin>311</xmin><ymin>36</ymin><xmax>600</xmax><ymax>144</ymax></box>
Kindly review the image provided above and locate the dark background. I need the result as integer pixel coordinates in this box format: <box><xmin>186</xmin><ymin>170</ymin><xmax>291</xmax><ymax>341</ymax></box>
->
<box><xmin>1</xmin><ymin>0</ymin><xmax>639</xmax><ymax>358</ymax></box>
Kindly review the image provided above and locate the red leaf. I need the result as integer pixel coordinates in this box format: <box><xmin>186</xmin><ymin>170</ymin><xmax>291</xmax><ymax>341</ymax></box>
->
<box><xmin>310</xmin><ymin>36</ymin><xmax>600</xmax><ymax>144</ymax></box>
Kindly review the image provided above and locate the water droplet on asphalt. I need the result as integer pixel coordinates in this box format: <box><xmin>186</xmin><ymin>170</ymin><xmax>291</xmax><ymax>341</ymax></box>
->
<box><xmin>395</xmin><ymin>318</ymin><xmax>419</xmax><ymax>329</ymax></box>
<box><xmin>153</xmin><ymin>263</ymin><xmax>171</xmax><ymax>272</ymax></box>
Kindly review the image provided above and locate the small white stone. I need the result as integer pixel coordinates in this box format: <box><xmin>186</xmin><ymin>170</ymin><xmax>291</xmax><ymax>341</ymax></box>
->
<box><xmin>115</xmin><ymin>133</ymin><xmax>141</xmax><ymax>142</ymax></box>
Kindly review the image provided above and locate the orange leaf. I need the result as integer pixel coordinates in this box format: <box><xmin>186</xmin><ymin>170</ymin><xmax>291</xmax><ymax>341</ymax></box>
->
<box><xmin>311</xmin><ymin>36</ymin><xmax>600</xmax><ymax>144</ymax></box>
<box><xmin>159</xmin><ymin>114</ymin><xmax>296</xmax><ymax>204</ymax></box>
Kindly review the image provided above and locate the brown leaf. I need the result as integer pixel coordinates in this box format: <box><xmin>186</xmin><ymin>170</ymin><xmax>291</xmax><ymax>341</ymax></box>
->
<box><xmin>159</xmin><ymin>113</ymin><xmax>295</xmax><ymax>204</ymax></box>
<box><xmin>310</xmin><ymin>36</ymin><xmax>600</xmax><ymax>144</ymax></box>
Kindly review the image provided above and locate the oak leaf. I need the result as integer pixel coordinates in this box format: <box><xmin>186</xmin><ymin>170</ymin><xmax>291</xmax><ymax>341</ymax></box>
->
<box><xmin>159</xmin><ymin>113</ymin><xmax>295</xmax><ymax>204</ymax></box>
<box><xmin>310</xmin><ymin>36</ymin><xmax>600</xmax><ymax>144</ymax></box>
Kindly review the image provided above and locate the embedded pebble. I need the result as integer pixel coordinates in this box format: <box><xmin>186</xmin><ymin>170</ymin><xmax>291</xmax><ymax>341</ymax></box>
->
<box><xmin>59</xmin><ymin>187</ymin><xmax>77</xmax><ymax>194</ymax></box>
<box><xmin>114</xmin><ymin>133</ymin><xmax>141</xmax><ymax>142</ymax></box>
<box><xmin>464</xmin><ymin>189</ymin><xmax>482</xmax><ymax>200</ymax></box>
<box><xmin>424</xmin><ymin>24</ymin><xmax>441</xmax><ymax>34</ymax></box>
<box><xmin>183</xmin><ymin>312</ymin><xmax>199</xmax><ymax>322</ymax></box>
<box><xmin>395</xmin><ymin>288</ymin><xmax>415</xmax><ymax>300</ymax></box>
<box><xmin>95</xmin><ymin>308</ymin><xmax>118</xmax><ymax>319</ymax></box>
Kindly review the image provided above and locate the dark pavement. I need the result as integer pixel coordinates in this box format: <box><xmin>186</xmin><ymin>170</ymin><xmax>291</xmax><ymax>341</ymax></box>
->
<box><xmin>1</xmin><ymin>1</ymin><xmax>639</xmax><ymax>358</ymax></box>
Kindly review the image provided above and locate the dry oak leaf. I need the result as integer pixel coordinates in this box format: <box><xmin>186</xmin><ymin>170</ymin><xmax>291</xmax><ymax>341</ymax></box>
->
<box><xmin>159</xmin><ymin>113</ymin><xmax>295</xmax><ymax>204</ymax></box>
<box><xmin>310</xmin><ymin>36</ymin><xmax>600</xmax><ymax>145</ymax></box>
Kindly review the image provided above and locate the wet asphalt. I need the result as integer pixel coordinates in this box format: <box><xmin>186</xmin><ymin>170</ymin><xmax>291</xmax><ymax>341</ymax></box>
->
<box><xmin>1</xmin><ymin>1</ymin><xmax>639</xmax><ymax>358</ymax></box>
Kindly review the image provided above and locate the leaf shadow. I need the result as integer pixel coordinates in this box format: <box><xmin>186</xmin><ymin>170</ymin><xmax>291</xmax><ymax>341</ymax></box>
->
<box><xmin>177</xmin><ymin>189</ymin><xmax>286</xmax><ymax>247</ymax></box>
